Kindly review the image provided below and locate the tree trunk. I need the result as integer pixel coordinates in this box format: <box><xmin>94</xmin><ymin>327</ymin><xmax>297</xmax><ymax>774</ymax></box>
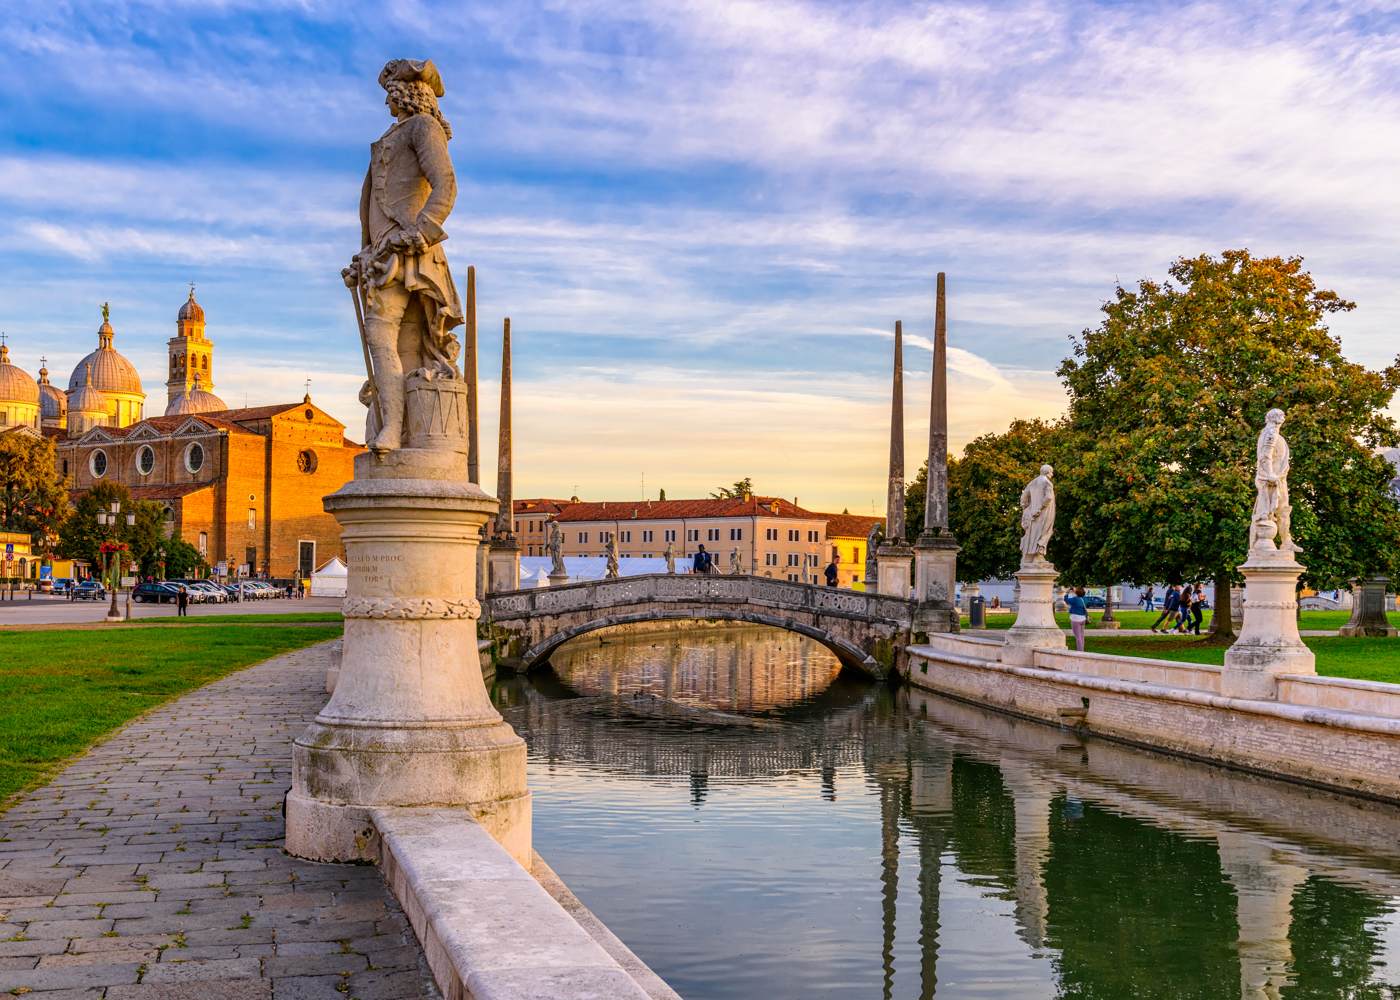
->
<box><xmin>1102</xmin><ymin>586</ymin><xmax>1115</xmax><ymax>624</ymax></box>
<box><xmin>1209</xmin><ymin>575</ymin><xmax>1236</xmax><ymax>640</ymax></box>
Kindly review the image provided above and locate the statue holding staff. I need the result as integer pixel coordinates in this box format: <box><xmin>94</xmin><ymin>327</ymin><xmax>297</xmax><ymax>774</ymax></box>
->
<box><xmin>1252</xmin><ymin>408</ymin><xmax>1297</xmax><ymax>553</ymax></box>
<box><xmin>1019</xmin><ymin>465</ymin><xmax>1056</xmax><ymax>565</ymax></box>
<box><xmin>343</xmin><ymin>58</ymin><xmax>464</xmax><ymax>452</ymax></box>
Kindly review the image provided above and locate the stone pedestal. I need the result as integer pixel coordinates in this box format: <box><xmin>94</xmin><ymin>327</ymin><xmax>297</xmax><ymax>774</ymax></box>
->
<box><xmin>1340</xmin><ymin>576</ymin><xmax>1396</xmax><ymax>637</ymax></box>
<box><xmin>876</xmin><ymin>543</ymin><xmax>914</xmax><ymax>599</ymax></box>
<box><xmin>1002</xmin><ymin>562</ymin><xmax>1064</xmax><ymax>665</ymax></box>
<box><xmin>912</xmin><ymin>536</ymin><xmax>958</xmax><ymax>632</ymax></box>
<box><xmin>1222</xmin><ymin>550</ymin><xmax>1315</xmax><ymax>700</ymax></box>
<box><xmin>488</xmin><ymin>537</ymin><xmax>520</xmax><ymax>594</ymax></box>
<box><xmin>960</xmin><ymin>581</ymin><xmax>980</xmax><ymax>613</ymax></box>
<box><xmin>287</xmin><ymin>443</ymin><xmax>530</xmax><ymax>867</ymax></box>
<box><xmin>548</xmin><ymin>569</ymin><xmax>569</xmax><ymax>587</ymax></box>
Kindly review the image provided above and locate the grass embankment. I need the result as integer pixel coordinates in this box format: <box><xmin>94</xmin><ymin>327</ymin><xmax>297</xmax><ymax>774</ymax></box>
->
<box><xmin>1084</xmin><ymin>635</ymin><xmax>1400</xmax><ymax>685</ymax></box>
<box><xmin>963</xmin><ymin>609</ymin><xmax>1400</xmax><ymax>631</ymax></box>
<box><xmin>0</xmin><ymin>621</ymin><xmax>341</xmax><ymax>803</ymax></box>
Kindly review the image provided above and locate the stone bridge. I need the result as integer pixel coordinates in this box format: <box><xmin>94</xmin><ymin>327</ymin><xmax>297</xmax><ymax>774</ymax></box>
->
<box><xmin>483</xmin><ymin>574</ymin><xmax>916</xmax><ymax>679</ymax></box>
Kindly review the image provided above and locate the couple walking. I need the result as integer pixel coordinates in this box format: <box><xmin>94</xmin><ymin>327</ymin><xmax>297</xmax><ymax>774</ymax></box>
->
<box><xmin>1151</xmin><ymin>583</ymin><xmax>1205</xmax><ymax>635</ymax></box>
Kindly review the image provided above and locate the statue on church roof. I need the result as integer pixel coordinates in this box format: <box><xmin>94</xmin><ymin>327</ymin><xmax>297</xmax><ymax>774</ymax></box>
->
<box><xmin>342</xmin><ymin>58</ymin><xmax>465</xmax><ymax>454</ymax></box>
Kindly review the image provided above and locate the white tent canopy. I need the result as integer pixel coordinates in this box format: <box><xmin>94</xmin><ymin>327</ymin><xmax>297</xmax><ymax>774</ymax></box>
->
<box><xmin>310</xmin><ymin>555</ymin><xmax>348</xmax><ymax>598</ymax></box>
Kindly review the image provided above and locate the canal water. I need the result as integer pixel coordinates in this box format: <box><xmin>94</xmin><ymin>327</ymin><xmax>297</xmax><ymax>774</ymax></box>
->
<box><xmin>491</xmin><ymin>621</ymin><xmax>1400</xmax><ymax>1000</ymax></box>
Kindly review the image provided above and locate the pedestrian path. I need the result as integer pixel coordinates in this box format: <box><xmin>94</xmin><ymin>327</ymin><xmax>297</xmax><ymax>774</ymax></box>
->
<box><xmin>0</xmin><ymin>640</ymin><xmax>439</xmax><ymax>999</ymax></box>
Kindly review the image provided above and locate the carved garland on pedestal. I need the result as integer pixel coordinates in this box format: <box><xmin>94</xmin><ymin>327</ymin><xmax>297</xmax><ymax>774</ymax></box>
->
<box><xmin>342</xmin><ymin>596</ymin><xmax>482</xmax><ymax>620</ymax></box>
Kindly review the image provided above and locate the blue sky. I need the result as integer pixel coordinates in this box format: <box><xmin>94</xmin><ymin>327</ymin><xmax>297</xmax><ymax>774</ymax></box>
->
<box><xmin>2</xmin><ymin>0</ymin><xmax>1398</xmax><ymax>512</ymax></box>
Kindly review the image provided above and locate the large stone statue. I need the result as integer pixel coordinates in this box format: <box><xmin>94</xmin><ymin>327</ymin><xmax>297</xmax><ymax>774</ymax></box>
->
<box><xmin>547</xmin><ymin>522</ymin><xmax>566</xmax><ymax>576</ymax></box>
<box><xmin>1019</xmin><ymin>465</ymin><xmax>1055</xmax><ymax>566</ymax></box>
<box><xmin>729</xmin><ymin>548</ymin><xmax>742</xmax><ymax>575</ymax></box>
<box><xmin>1252</xmin><ymin>408</ymin><xmax>1296</xmax><ymax>553</ymax></box>
<box><xmin>663</xmin><ymin>540</ymin><xmax>676</xmax><ymax>574</ymax></box>
<box><xmin>343</xmin><ymin>58</ymin><xmax>465</xmax><ymax>453</ymax></box>
<box><xmin>605</xmin><ymin>536</ymin><xmax>620</xmax><ymax>579</ymax></box>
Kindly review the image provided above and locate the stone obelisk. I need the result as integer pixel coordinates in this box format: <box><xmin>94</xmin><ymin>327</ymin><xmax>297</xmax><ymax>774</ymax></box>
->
<box><xmin>913</xmin><ymin>274</ymin><xmax>959</xmax><ymax>632</ymax></box>
<box><xmin>288</xmin><ymin>58</ymin><xmax>528</xmax><ymax>867</ymax></box>
<box><xmin>488</xmin><ymin>318</ymin><xmax>520</xmax><ymax>593</ymax></box>
<box><xmin>876</xmin><ymin>321</ymin><xmax>914</xmax><ymax>597</ymax></box>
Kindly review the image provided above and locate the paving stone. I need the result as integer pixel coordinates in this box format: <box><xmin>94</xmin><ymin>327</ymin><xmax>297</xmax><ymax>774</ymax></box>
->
<box><xmin>0</xmin><ymin>643</ymin><xmax>438</xmax><ymax>999</ymax></box>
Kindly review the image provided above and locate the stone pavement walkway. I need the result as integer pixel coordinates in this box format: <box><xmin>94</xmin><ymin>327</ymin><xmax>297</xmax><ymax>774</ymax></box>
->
<box><xmin>0</xmin><ymin>639</ymin><xmax>439</xmax><ymax>999</ymax></box>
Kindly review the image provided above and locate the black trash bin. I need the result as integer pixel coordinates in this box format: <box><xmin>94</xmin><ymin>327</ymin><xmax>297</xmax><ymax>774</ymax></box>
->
<box><xmin>969</xmin><ymin>595</ymin><xmax>986</xmax><ymax>628</ymax></box>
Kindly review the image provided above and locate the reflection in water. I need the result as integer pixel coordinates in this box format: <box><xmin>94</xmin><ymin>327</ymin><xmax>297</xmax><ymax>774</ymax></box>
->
<box><xmin>492</xmin><ymin>622</ymin><xmax>1400</xmax><ymax>1000</ymax></box>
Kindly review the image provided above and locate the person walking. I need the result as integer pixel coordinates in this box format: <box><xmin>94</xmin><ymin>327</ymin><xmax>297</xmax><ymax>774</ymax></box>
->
<box><xmin>1173</xmin><ymin>584</ymin><xmax>1194</xmax><ymax>634</ymax></box>
<box><xmin>1065</xmin><ymin>586</ymin><xmax>1089</xmax><ymax>651</ymax></box>
<box><xmin>1190</xmin><ymin>584</ymin><xmax>1205</xmax><ymax>635</ymax></box>
<box><xmin>1140</xmin><ymin>586</ymin><xmax>1155</xmax><ymax>611</ymax></box>
<box><xmin>1151</xmin><ymin>584</ymin><xmax>1178</xmax><ymax>633</ymax></box>
<box><xmin>692</xmin><ymin>544</ymin><xmax>712</xmax><ymax>575</ymax></box>
<box><xmin>823</xmin><ymin>557</ymin><xmax>839</xmax><ymax>587</ymax></box>
<box><xmin>176</xmin><ymin>585</ymin><xmax>189</xmax><ymax>618</ymax></box>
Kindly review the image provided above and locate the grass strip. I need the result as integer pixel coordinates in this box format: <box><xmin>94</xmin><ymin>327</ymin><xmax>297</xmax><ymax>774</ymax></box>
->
<box><xmin>0</xmin><ymin>622</ymin><xmax>341</xmax><ymax>805</ymax></box>
<box><xmin>1084</xmin><ymin>634</ymin><xmax>1400</xmax><ymax>685</ymax></box>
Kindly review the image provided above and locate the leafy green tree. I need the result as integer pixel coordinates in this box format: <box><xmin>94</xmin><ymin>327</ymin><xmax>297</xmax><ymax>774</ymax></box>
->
<box><xmin>1055</xmin><ymin>250</ymin><xmax>1400</xmax><ymax>634</ymax></box>
<box><xmin>0</xmin><ymin>433</ymin><xmax>67</xmax><ymax>551</ymax></box>
<box><xmin>59</xmin><ymin>484</ymin><xmax>165</xmax><ymax>576</ymax></box>
<box><xmin>159</xmin><ymin>538</ymin><xmax>205</xmax><ymax>579</ymax></box>
<box><xmin>710</xmin><ymin>477</ymin><xmax>755</xmax><ymax>499</ymax></box>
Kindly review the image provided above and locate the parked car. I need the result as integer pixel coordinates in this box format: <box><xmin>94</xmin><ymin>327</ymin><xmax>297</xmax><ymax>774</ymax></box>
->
<box><xmin>132</xmin><ymin>582</ymin><xmax>180</xmax><ymax>604</ymax></box>
<box><xmin>171</xmin><ymin>580</ymin><xmax>227</xmax><ymax>603</ymax></box>
<box><xmin>1081</xmin><ymin>595</ymin><xmax>1106</xmax><ymax>608</ymax></box>
<box><xmin>37</xmin><ymin>578</ymin><xmax>53</xmax><ymax>594</ymax></box>
<box><xmin>245</xmin><ymin>581</ymin><xmax>279</xmax><ymax>599</ymax></box>
<box><xmin>72</xmin><ymin>581</ymin><xmax>106</xmax><ymax>601</ymax></box>
<box><xmin>51</xmin><ymin>578</ymin><xmax>74</xmax><ymax>595</ymax></box>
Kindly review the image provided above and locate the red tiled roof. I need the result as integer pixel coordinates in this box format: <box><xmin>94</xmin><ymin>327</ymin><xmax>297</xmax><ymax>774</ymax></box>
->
<box><xmin>514</xmin><ymin>498</ymin><xmax>575</xmax><ymax>516</ymax></box>
<box><xmin>819</xmin><ymin>513</ymin><xmax>884</xmax><ymax>539</ymax></box>
<box><xmin>553</xmin><ymin>496</ymin><xmax>823</xmax><ymax>522</ymax></box>
<box><xmin>204</xmin><ymin>402</ymin><xmax>305</xmax><ymax>422</ymax></box>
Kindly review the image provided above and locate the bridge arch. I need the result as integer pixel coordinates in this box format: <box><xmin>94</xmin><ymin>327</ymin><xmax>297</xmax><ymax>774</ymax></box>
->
<box><xmin>520</xmin><ymin>608</ymin><xmax>884</xmax><ymax>679</ymax></box>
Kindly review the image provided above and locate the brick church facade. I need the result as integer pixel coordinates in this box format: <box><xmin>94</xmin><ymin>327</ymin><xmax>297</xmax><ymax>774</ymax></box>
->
<box><xmin>1</xmin><ymin>290</ymin><xmax>362</xmax><ymax>579</ymax></box>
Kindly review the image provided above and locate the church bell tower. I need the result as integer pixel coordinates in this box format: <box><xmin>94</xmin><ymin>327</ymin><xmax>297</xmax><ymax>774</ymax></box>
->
<box><xmin>167</xmin><ymin>285</ymin><xmax>214</xmax><ymax>406</ymax></box>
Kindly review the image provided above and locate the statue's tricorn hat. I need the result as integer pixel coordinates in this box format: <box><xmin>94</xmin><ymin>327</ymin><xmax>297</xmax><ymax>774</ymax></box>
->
<box><xmin>378</xmin><ymin>59</ymin><xmax>445</xmax><ymax>97</ymax></box>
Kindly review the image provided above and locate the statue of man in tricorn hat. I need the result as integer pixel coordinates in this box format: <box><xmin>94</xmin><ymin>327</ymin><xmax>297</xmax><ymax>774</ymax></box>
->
<box><xmin>343</xmin><ymin>58</ymin><xmax>465</xmax><ymax>453</ymax></box>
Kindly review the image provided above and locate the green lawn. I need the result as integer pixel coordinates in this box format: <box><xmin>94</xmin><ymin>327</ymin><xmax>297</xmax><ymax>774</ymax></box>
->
<box><xmin>1085</xmin><ymin>634</ymin><xmax>1400</xmax><ymax>685</ymax></box>
<box><xmin>0</xmin><ymin>622</ymin><xmax>342</xmax><ymax>804</ymax></box>
<box><xmin>140</xmin><ymin>612</ymin><xmax>343</xmax><ymax>624</ymax></box>
<box><xmin>964</xmin><ymin>609</ymin><xmax>1400</xmax><ymax>631</ymax></box>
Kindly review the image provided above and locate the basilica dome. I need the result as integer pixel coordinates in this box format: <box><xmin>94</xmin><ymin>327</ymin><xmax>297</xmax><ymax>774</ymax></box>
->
<box><xmin>165</xmin><ymin>373</ymin><xmax>227</xmax><ymax>416</ymax></box>
<box><xmin>0</xmin><ymin>343</ymin><xmax>39</xmax><ymax>407</ymax></box>
<box><xmin>36</xmin><ymin>361</ymin><xmax>66</xmax><ymax>427</ymax></box>
<box><xmin>67</xmin><ymin>305</ymin><xmax>145</xmax><ymax>427</ymax></box>
<box><xmin>67</xmin><ymin>363</ymin><xmax>107</xmax><ymax>414</ymax></box>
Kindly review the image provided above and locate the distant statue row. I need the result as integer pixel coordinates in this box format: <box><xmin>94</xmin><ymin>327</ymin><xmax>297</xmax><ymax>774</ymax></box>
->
<box><xmin>1015</xmin><ymin>409</ymin><xmax>1297</xmax><ymax>569</ymax></box>
<box><xmin>544</xmin><ymin>524</ymin><xmax>744</xmax><ymax>581</ymax></box>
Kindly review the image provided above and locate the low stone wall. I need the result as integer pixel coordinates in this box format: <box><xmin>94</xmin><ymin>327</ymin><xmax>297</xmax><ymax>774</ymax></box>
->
<box><xmin>905</xmin><ymin>636</ymin><xmax>1400</xmax><ymax>803</ymax></box>
<box><xmin>374</xmin><ymin>807</ymin><xmax>661</xmax><ymax>1000</ymax></box>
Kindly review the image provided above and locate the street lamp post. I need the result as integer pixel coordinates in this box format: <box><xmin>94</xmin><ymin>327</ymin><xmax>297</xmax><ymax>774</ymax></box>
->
<box><xmin>97</xmin><ymin>500</ymin><xmax>135</xmax><ymax>623</ymax></box>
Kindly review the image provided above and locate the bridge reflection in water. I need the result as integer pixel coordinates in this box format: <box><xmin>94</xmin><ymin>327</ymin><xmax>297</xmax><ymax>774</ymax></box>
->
<box><xmin>491</xmin><ymin>621</ymin><xmax>1400</xmax><ymax>1000</ymax></box>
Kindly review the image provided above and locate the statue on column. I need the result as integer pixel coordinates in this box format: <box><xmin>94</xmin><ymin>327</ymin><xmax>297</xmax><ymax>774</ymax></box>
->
<box><xmin>1019</xmin><ymin>465</ymin><xmax>1056</xmax><ymax>566</ymax></box>
<box><xmin>663</xmin><ymin>540</ymin><xmax>676</xmax><ymax>574</ymax></box>
<box><xmin>547</xmin><ymin>523</ymin><xmax>566</xmax><ymax>577</ymax></box>
<box><xmin>1252</xmin><ymin>408</ymin><xmax>1297</xmax><ymax>553</ymax></box>
<box><xmin>605</xmin><ymin>536</ymin><xmax>620</xmax><ymax>579</ymax></box>
<box><xmin>343</xmin><ymin>59</ymin><xmax>464</xmax><ymax>453</ymax></box>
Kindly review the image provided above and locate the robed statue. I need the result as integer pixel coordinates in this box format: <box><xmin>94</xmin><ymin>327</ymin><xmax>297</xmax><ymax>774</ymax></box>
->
<box><xmin>1252</xmin><ymin>408</ymin><xmax>1297</xmax><ymax>553</ymax></box>
<box><xmin>729</xmin><ymin>549</ymin><xmax>742</xmax><ymax>575</ymax></box>
<box><xmin>605</xmin><ymin>536</ymin><xmax>621</xmax><ymax>579</ymax></box>
<box><xmin>865</xmin><ymin>523</ymin><xmax>882</xmax><ymax>582</ymax></box>
<box><xmin>1019</xmin><ymin>465</ymin><xmax>1055</xmax><ymax>565</ymax></box>
<box><xmin>344</xmin><ymin>58</ymin><xmax>464</xmax><ymax>453</ymax></box>
<box><xmin>547</xmin><ymin>523</ymin><xmax>566</xmax><ymax>576</ymax></box>
<box><xmin>663</xmin><ymin>540</ymin><xmax>676</xmax><ymax>574</ymax></box>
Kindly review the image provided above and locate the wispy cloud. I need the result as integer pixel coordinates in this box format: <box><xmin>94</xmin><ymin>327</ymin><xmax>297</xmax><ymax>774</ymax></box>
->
<box><xmin>0</xmin><ymin>0</ymin><xmax>1395</xmax><ymax>507</ymax></box>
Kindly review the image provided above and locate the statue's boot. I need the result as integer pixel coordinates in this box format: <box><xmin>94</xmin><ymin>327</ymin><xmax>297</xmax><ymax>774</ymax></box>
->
<box><xmin>368</xmin><ymin>363</ymin><xmax>405</xmax><ymax>451</ymax></box>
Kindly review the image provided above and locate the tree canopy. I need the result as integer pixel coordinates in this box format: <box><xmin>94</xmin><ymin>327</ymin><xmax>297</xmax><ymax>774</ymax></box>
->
<box><xmin>710</xmin><ymin>477</ymin><xmax>755</xmax><ymax>499</ymax></box>
<box><xmin>1054</xmin><ymin>250</ymin><xmax>1400</xmax><ymax>594</ymax></box>
<box><xmin>58</xmin><ymin>482</ymin><xmax>166</xmax><ymax>577</ymax></box>
<box><xmin>0</xmin><ymin>433</ymin><xmax>67</xmax><ymax>554</ymax></box>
